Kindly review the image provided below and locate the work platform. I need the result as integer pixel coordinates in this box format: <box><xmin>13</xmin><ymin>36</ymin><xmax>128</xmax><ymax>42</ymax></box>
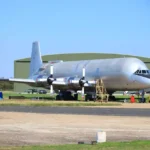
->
<box><xmin>95</xmin><ymin>79</ymin><xmax>109</xmax><ymax>102</ymax></box>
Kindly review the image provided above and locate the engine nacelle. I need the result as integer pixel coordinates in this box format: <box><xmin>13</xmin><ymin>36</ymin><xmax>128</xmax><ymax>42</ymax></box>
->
<box><xmin>79</xmin><ymin>77</ymin><xmax>88</xmax><ymax>87</ymax></box>
<box><xmin>67</xmin><ymin>77</ymin><xmax>80</xmax><ymax>84</ymax></box>
<box><xmin>67</xmin><ymin>77</ymin><xmax>88</xmax><ymax>87</ymax></box>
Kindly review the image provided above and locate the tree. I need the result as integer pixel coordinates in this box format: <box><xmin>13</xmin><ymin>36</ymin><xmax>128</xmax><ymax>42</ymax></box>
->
<box><xmin>0</xmin><ymin>81</ymin><xmax>13</xmax><ymax>91</ymax></box>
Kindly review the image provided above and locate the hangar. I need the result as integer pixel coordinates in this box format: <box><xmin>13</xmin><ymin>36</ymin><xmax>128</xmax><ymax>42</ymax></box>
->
<box><xmin>14</xmin><ymin>53</ymin><xmax>150</xmax><ymax>92</ymax></box>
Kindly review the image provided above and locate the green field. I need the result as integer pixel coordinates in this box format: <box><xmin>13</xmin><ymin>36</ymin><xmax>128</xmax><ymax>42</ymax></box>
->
<box><xmin>2</xmin><ymin>91</ymin><xmax>54</xmax><ymax>99</ymax></box>
<box><xmin>0</xmin><ymin>91</ymin><xmax>150</xmax><ymax>107</ymax></box>
<box><xmin>0</xmin><ymin>140</ymin><xmax>150</xmax><ymax>150</ymax></box>
<box><xmin>2</xmin><ymin>91</ymin><xmax>150</xmax><ymax>101</ymax></box>
<box><xmin>2</xmin><ymin>91</ymin><xmax>150</xmax><ymax>99</ymax></box>
<box><xmin>0</xmin><ymin>100</ymin><xmax>121</xmax><ymax>107</ymax></box>
<box><xmin>0</xmin><ymin>91</ymin><xmax>120</xmax><ymax>107</ymax></box>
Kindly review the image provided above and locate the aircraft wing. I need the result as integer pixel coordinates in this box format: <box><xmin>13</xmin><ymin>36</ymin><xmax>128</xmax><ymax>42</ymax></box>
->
<box><xmin>37</xmin><ymin>78</ymin><xmax>67</xmax><ymax>85</ymax></box>
<box><xmin>36</xmin><ymin>66</ymin><xmax>96</xmax><ymax>87</ymax></box>
<box><xmin>37</xmin><ymin>77</ymin><xmax>96</xmax><ymax>86</ymax></box>
<box><xmin>0</xmin><ymin>78</ymin><xmax>35</xmax><ymax>84</ymax></box>
<box><xmin>0</xmin><ymin>77</ymin><xmax>69</xmax><ymax>85</ymax></box>
<box><xmin>0</xmin><ymin>76</ymin><xmax>96</xmax><ymax>87</ymax></box>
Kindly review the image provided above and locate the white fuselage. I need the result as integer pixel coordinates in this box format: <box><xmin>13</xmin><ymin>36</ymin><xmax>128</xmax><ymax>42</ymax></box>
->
<box><xmin>34</xmin><ymin>57</ymin><xmax>150</xmax><ymax>93</ymax></box>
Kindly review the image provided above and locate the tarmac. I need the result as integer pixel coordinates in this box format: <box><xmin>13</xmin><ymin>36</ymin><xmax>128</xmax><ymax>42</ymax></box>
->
<box><xmin>0</xmin><ymin>104</ymin><xmax>150</xmax><ymax>146</ymax></box>
<box><xmin>0</xmin><ymin>105</ymin><xmax>150</xmax><ymax>117</ymax></box>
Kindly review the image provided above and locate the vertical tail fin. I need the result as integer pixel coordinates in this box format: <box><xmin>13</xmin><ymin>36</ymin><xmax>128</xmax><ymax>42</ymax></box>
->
<box><xmin>29</xmin><ymin>41</ymin><xmax>43</xmax><ymax>77</ymax></box>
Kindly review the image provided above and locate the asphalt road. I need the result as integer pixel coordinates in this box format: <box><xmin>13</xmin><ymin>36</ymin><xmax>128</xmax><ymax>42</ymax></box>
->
<box><xmin>0</xmin><ymin>106</ymin><xmax>150</xmax><ymax>117</ymax></box>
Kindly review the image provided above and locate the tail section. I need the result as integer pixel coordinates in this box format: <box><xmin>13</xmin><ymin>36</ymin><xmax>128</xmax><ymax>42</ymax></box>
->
<box><xmin>29</xmin><ymin>41</ymin><xmax>43</xmax><ymax>77</ymax></box>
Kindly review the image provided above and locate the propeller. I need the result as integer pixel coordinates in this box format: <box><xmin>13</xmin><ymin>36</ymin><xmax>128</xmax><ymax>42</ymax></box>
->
<box><xmin>79</xmin><ymin>67</ymin><xmax>88</xmax><ymax>96</ymax></box>
<box><xmin>47</xmin><ymin>65</ymin><xmax>55</xmax><ymax>94</ymax></box>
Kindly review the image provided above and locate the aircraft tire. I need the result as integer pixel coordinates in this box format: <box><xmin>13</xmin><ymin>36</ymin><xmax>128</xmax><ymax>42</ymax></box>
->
<box><xmin>109</xmin><ymin>95</ymin><xmax>116</xmax><ymax>101</ymax></box>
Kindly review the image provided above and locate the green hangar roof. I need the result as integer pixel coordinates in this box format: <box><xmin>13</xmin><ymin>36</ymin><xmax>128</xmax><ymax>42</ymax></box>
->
<box><xmin>15</xmin><ymin>53</ymin><xmax>150</xmax><ymax>62</ymax></box>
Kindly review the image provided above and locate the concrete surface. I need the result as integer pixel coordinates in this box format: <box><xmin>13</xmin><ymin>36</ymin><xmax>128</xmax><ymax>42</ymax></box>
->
<box><xmin>0</xmin><ymin>112</ymin><xmax>150</xmax><ymax>146</ymax></box>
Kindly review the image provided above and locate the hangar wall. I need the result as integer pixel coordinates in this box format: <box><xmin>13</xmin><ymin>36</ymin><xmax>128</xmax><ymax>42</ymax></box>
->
<box><xmin>14</xmin><ymin>53</ymin><xmax>150</xmax><ymax>92</ymax></box>
<box><xmin>14</xmin><ymin>60</ymin><xmax>48</xmax><ymax>92</ymax></box>
<box><xmin>14</xmin><ymin>61</ymin><xmax>32</xmax><ymax>92</ymax></box>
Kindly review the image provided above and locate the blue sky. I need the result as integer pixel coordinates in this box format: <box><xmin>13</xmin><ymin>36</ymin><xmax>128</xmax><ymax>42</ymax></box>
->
<box><xmin>0</xmin><ymin>0</ymin><xmax>150</xmax><ymax>77</ymax></box>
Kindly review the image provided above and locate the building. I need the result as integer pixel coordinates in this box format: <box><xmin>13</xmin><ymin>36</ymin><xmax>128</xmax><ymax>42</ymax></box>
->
<box><xmin>14</xmin><ymin>53</ymin><xmax>150</xmax><ymax>92</ymax></box>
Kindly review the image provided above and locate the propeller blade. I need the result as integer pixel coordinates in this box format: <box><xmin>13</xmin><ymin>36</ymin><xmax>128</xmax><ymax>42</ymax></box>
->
<box><xmin>50</xmin><ymin>84</ymin><xmax>53</xmax><ymax>94</ymax></box>
<box><xmin>82</xmin><ymin>86</ymin><xmax>84</xmax><ymax>96</ymax></box>
<box><xmin>81</xmin><ymin>67</ymin><xmax>85</xmax><ymax>97</ymax></box>
<box><xmin>50</xmin><ymin>65</ymin><xmax>53</xmax><ymax>75</ymax></box>
<box><xmin>83</xmin><ymin>67</ymin><xmax>85</xmax><ymax>77</ymax></box>
<box><xmin>50</xmin><ymin>65</ymin><xmax>54</xmax><ymax>94</ymax></box>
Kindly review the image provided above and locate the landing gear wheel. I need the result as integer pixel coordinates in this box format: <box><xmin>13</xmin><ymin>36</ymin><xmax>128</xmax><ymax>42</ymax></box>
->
<box><xmin>109</xmin><ymin>95</ymin><xmax>116</xmax><ymax>101</ymax></box>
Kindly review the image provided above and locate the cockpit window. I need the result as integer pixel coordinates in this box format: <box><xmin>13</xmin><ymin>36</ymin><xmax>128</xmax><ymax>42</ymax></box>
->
<box><xmin>135</xmin><ymin>70</ymin><xmax>139</xmax><ymax>74</ymax></box>
<box><xmin>134</xmin><ymin>69</ymin><xmax>150</xmax><ymax>75</ymax></box>
<box><xmin>142</xmin><ymin>70</ymin><xmax>146</xmax><ymax>74</ymax></box>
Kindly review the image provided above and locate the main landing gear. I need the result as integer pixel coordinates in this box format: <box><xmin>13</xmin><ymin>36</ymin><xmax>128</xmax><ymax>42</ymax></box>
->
<box><xmin>108</xmin><ymin>95</ymin><xmax>116</xmax><ymax>101</ymax></box>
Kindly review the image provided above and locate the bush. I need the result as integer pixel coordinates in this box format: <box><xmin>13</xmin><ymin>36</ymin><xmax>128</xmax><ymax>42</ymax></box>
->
<box><xmin>0</xmin><ymin>81</ymin><xmax>13</xmax><ymax>90</ymax></box>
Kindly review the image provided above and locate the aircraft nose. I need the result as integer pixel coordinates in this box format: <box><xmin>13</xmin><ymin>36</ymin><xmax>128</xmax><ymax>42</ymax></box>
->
<box><xmin>132</xmin><ymin>74</ymin><xmax>150</xmax><ymax>89</ymax></box>
<box><xmin>138</xmin><ymin>74</ymin><xmax>150</xmax><ymax>79</ymax></box>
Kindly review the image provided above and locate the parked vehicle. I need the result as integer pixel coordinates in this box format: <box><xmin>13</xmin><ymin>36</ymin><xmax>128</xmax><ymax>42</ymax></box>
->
<box><xmin>26</xmin><ymin>89</ymin><xmax>38</xmax><ymax>94</ymax></box>
<box><xmin>56</xmin><ymin>90</ymin><xmax>75</xmax><ymax>100</ymax></box>
<box><xmin>38</xmin><ymin>89</ymin><xmax>47</xmax><ymax>94</ymax></box>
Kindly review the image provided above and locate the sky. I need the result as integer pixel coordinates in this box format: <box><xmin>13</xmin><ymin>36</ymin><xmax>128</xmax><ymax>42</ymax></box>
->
<box><xmin>0</xmin><ymin>0</ymin><xmax>150</xmax><ymax>77</ymax></box>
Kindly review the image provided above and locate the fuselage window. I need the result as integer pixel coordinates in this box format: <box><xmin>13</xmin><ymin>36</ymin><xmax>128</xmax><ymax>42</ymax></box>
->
<box><xmin>142</xmin><ymin>70</ymin><xmax>146</xmax><ymax>74</ymax></box>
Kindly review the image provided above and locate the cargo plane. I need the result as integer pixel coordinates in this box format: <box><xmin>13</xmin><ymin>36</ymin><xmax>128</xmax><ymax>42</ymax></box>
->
<box><xmin>1</xmin><ymin>42</ymin><xmax>150</xmax><ymax>99</ymax></box>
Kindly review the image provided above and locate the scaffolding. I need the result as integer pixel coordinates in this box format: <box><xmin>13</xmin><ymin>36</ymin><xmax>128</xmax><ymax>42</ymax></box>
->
<box><xmin>95</xmin><ymin>79</ymin><xmax>109</xmax><ymax>102</ymax></box>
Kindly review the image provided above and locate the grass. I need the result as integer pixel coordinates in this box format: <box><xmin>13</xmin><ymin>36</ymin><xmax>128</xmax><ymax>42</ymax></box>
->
<box><xmin>3</xmin><ymin>91</ymin><xmax>53</xmax><ymax>99</ymax></box>
<box><xmin>0</xmin><ymin>140</ymin><xmax>150</xmax><ymax>150</ymax></box>
<box><xmin>0</xmin><ymin>100</ymin><xmax>121</xmax><ymax>107</ymax></box>
<box><xmin>1</xmin><ymin>91</ymin><xmax>150</xmax><ymax>107</ymax></box>
<box><xmin>113</xmin><ymin>94</ymin><xmax>150</xmax><ymax>103</ymax></box>
<box><xmin>0</xmin><ymin>91</ymin><xmax>121</xmax><ymax>107</ymax></box>
<box><xmin>2</xmin><ymin>91</ymin><xmax>150</xmax><ymax>100</ymax></box>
